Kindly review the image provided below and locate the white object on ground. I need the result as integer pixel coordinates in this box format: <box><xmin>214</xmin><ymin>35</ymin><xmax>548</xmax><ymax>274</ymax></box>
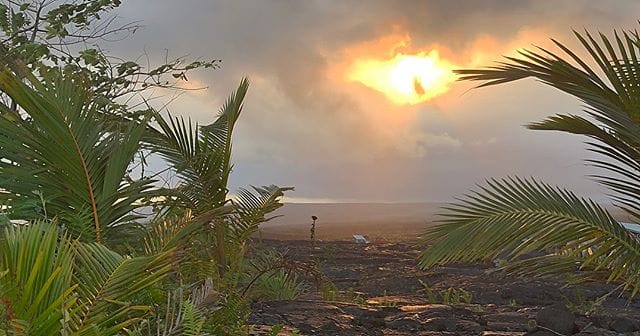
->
<box><xmin>352</xmin><ymin>234</ymin><xmax>369</xmax><ymax>244</ymax></box>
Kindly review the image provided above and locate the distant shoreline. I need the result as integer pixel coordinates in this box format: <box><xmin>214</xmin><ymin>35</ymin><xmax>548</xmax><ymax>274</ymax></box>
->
<box><xmin>259</xmin><ymin>202</ymin><xmax>633</xmax><ymax>241</ymax></box>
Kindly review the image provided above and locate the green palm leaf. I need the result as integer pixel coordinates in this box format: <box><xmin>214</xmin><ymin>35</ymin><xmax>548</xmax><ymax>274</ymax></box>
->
<box><xmin>228</xmin><ymin>185</ymin><xmax>293</xmax><ymax>243</ymax></box>
<box><xmin>420</xmin><ymin>177</ymin><xmax>640</xmax><ymax>295</ymax></box>
<box><xmin>0</xmin><ymin>68</ymin><xmax>157</xmax><ymax>242</ymax></box>
<box><xmin>70</xmin><ymin>205</ymin><xmax>234</xmax><ymax>333</ymax></box>
<box><xmin>69</xmin><ymin>242</ymin><xmax>173</xmax><ymax>334</ymax></box>
<box><xmin>457</xmin><ymin>28</ymin><xmax>640</xmax><ymax>221</ymax></box>
<box><xmin>0</xmin><ymin>221</ymin><xmax>76</xmax><ymax>335</ymax></box>
<box><xmin>423</xmin><ymin>27</ymin><xmax>640</xmax><ymax>296</ymax></box>
<box><xmin>0</xmin><ymin>215</ymin><xmax>208</xmax><ymax>334</ymax></box>
<box><xmin>147</xmin><ymin>78</ymin><xmax>249</xmax><ymax>213</ymax></box>
<box><xmin>146</xmin><ymin>78</ymin><xmax>290</xmax><ymax>276</ymax></box>
<box><xmin>130</xmin><ymin>279</ymin><xmax>219</xmax><ymax>336</ymax></box>
<box><xmin>142</xmin><ymin>205</ymin><xmax>233</xmax><ymax>256</ymax></box>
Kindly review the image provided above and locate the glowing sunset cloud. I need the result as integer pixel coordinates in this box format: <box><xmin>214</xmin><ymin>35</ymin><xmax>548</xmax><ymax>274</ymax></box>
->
<box><xmin>347</xmin><ymin>51</ymin><xmax>456</xmax><ymax>105</ymax></box>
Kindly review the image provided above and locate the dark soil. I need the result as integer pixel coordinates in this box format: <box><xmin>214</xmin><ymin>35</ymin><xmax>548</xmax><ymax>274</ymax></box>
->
<box><xmin>248</xmin><ymin>239</ymin><xmax>640</xmax><ymax>335</ymax></box>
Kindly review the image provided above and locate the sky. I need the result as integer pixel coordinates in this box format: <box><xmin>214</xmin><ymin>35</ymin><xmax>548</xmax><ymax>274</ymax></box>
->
<box><xmin>111</xmin><ymin>0</ymin><xmax>640</xmax><ymax>203</ymax></box>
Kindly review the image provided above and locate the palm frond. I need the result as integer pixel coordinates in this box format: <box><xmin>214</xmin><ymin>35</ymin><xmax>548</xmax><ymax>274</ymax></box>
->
<box><xmin>142</xmin><ymin>206</ymin><xmax>233</xmax><ymax>256</ymax></box>
<box><xmin>146</xmin><ymin>78</ymin><xmax>291</xmax><ymax>277</ymax></box>
<box><xmin>69</xmin><ymin>241</ymin><xmax>176</xmax><ymax>334</ymax></box>
<box><xmin>250</xmin><ymin>270</ymin><xmax>306</xmax><ymax>301</ymax></box>
<box><xmin>128</xmin><ymin>279</ymin><xmax>219</xmax><ymax>336</ymax></box>
<box><xmin>147</xmin><ymin>78</ymin><xmax>249</xmax><ymax>213</ymax></box>
<box><xmin>457</xmin><ymin>28</ymin><xmax>640</xmax><ymax>222</ymax></box>
<box><xmin>0</xmin><ymin>221</ymin><xmax>76</xmax><ymax>335</ymax></box>
<box><xmin>0</xmin><ymin>220</ymin><xmax>189</xmax><ymax>334</ymax></box>
<box><xmin>69</xmin><ymin>205</ymin><xmax>235</xmax><ymax>333</ymax></box>
<box><xmin>228</xmin><ymin>185</ymin><xmax>293</xmax><ymax>243</ymax></box>
<box><xmin>0</xmin><ymin>68</ymin><xmax>158</xmax><ymax>242</ymax></box>
<box><xmin>420</xmin><ymin>177</ymin><xmax>640</xmax><ymax>295</ymax></box>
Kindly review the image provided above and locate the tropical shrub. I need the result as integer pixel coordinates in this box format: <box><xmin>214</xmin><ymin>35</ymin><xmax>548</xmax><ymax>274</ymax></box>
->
<box><xmin>0</xmin><ymin>221</ymin><xmax>185</xmax><ymax>334</ymax></box>
<box><xmin>420</xmin><ymin>27</ymin><xmax>640</xmax><ymax>295</ymax></box>
<box><xmin>0</xmin><ymin>65</ymin><xmax>291</xmax><ymax>335</ymax></box>
<box><xmin>146</xmin><ymin>79</ymin><xmax>292</xmax><ymax>282</ymax></box>
<box><xmin>250</xmin><ymin>270</ymin><xmax>307</xmax><ymax>301</ymax></box>
<box><xmin>0</xmin><ymin>67</ymin><xmax>157</xmax><ymax>243</ymax></box>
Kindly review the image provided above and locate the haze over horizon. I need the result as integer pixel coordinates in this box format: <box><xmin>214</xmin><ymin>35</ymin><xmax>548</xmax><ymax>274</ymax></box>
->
<box><xmin>110</xmin><ymin>1</ymin><xmax>640</xmax><ymax>203</ymax></box>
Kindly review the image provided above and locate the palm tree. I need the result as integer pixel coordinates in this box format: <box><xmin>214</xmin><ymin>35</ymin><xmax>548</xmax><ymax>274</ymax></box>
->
<box><xmin>0</xmin><ymin>219</ymin><xmax>209</xmax><ymax>335</ymax></box>
<box><xmin>0</xmin><ymin>66</ymin><xmax>157</xmax><ymax>243</ymax></box>
<box><xmin>0</xmin><ymin>51</ymin><xmax>289</xmax><ymax>333</ymax></box>
<box><xmin>420</xmin><ymin>28</ymin><xmax>640</xmax><ymax>296</ymax></box>
<box><xmin>146</xmin><ymin>78</ymin><xmax>291</xmax><ymax>278</ymax></box>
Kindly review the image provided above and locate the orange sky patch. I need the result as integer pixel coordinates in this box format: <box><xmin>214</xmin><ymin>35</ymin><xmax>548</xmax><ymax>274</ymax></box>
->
<box><xmin>347</xmin><ymin>51</ymin><xmax>456</xmax><ymax>105</ymax></box>
<box><xmin>337</xmin><ymin>33</ymin><xmax>457</xmax><ymax>105</ymax></box>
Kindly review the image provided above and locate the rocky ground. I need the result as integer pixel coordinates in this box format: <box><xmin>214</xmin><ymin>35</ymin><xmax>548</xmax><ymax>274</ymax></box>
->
<box><xmin>247</xmin><ymin>239</ymin><xmax>640</xmax><ymax>335</ymax></box>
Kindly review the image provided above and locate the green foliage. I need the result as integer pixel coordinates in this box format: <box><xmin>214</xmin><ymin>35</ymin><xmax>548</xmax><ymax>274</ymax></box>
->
<box><xmin>422</xmin><ymin>26</ymin><xmax>640</xmax><ymax>297</ymax></box>
<box><xmin>0</xmin><ymin>65</ymin><xmax>290</xmax><ymax>333</ymax></box>
<box><xmin>378</xmin><ymin>290</ymin><xmax>397</xmax><ymax>307</ymax></box>
<box><xmin>443</xmin><ymin>287</ymin><xmax>473</xmax><ymax>305</ymax></box>
<box><xmin>204</xmin><ymin>292</ymin><xmax>250</xmax><ymax>336</ymax></box>
<box><xmin>421</xmin><ymin>178</ymin><xmax>640</xmax><ymax>293</ymax></box>
<box><xmin>147</xmin><ymin>78</ymin><xmax>249</xmax><ymax>214</ymax></box>
<box><xmin>0</xmin><ymin>3</ymin><xmax>292</xmax><ymax>333</ymax></box>
<box><xmin>319</xmin><ymin>280</ymin><xmax>340</xmax><ymax>301</ymax></box>
<box><xmin>0</xmin><ymin>0</ymin><xmax>220</xmax><ymax>116</ymax></box>
<box><xmin>251</xmin><ymin>270</ymin><xmax>306</xmax><ymax>301</ymax></box>
<box><xmin>0</xmin><ymin>221</ymin><xmax>184</xmax><ymax>335</ymax></box>
<box><xmin>418</xmin><ymin>280</ymin><xmax>472</xmax><ymax>304</ymax></box>
<box><xmin>0</xmin><ymin>221</ymin><xmax>75</xmax><ymax>334</ymax></box>
<box><xmin>181</xmin><ymin>300</ymin><xmax>206</xmax><ymax>336</ymax></box>
<box><xmin>128</xmin><ymin>279</ymin><xmax>220</xmax><ymax>336</ymax></box>
<box><xmin>317</xmin><ymin>281</ymin><xmax>369</xmax><ymax>304</ymax></box>
<box><xmin>344</xmin><ymin>287</ymin><xmax>366</xmax><ymax>304</ymax></box>
<box><xmin>268</xmin><ymin>324</ymin><xmax>285</xmax><ymax>336</ymax></box>
<box><xmin>418</xmin><ymin>279</ymin><xmax>438</xmax><ymax>303</ymax></box>
<box><xmin>563</xmin><ymin>287</ymin><xmax>600</xmax><ymax>316</ymax></box>
<box><xmin>147</xmin><ymin>78</ymin><xmax>291</xmax><ymax>280</ymax></box>
<box><xmin>0</xmin><ymin>68</ymin><xmax>157</xmax><ymax>242</ymax></box>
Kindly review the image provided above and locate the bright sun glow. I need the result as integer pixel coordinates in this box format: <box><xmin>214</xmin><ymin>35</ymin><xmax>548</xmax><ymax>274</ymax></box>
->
<box><xmin>347</xmin><ymin>51</ymin><xmax>456</xmax><ymax>105</ymax></box>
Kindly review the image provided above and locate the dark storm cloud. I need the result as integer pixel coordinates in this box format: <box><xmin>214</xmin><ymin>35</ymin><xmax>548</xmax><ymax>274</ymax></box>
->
<box><xmin>110</xmin><ymin>0</ymin><xmax>639</xmax><ymax>202</ymax></box>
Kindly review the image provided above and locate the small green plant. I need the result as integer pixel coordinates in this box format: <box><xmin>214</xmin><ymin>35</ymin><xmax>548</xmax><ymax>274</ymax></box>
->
<box><xmin>318</xmin><ymin>282</ymin><xmax>367</xmax><ymax>304</ymax></box>
<box><xmin>418</xmin><ymin>280</ymin><xmax>472</xmax><ymax>304</ymax></box>
<box><xmin>563</xmin><ymin>286</ymin><xmax>603</xmax><ymax>315</ymax></box>
<box><xmin>345</xmin><ymin>287</ymin><xmax>366</xmax><ymax>305</ymax></box>
<box><xmin>471</xmin><ymin>305</ymin><xmax>485</xmax><ymax>313</ymax></box>
<box><xmin>205</xmin><ymin>291</ymin><xmax>251</xmax><ymax>335</ymax></box>
<box><xmin>418</xmin><ymin>279</ymin><xmax>438</xmax><ymax>303</ymax></box>
<box><xmin>442</xmin><ymin>287</ymin><xmax>454</xmax><ymax>304</ymax></box>
<box><xmin>182</xmin><ymin>299</ymin><xmax>206</xmax><ymax>335</ymax></box>
<box><xmin>460</xmin><ymin>289</ymin><xmax>473</xmax><ymax>304</ymax></box>
<box><xmin>442</xmin><ymin>287</ymin><xmax>472</xmax><ymax>304</ymax></box>
<box><xmin>268</xmin><ymin>324</ymin><xmax>285</xmax><ymax>336</ymax></box>
<box><xmin>253</xmin><ymin>270</ymin><xmax>307</xmax><ymax>301</ymax></box>
<box><xmin>320</xmin><ymin>280</ymin><xmax>340</xmax><ymax>301</ymax></box>
<box><xmin>509</xmin><ymin>298</ymin><xmax>518</xmax><ymax>307</ymax></box>
<box><xmin>379</xmin><ymin>290</ymin><xmax>398</xmax><ymax>307</ymax></box>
